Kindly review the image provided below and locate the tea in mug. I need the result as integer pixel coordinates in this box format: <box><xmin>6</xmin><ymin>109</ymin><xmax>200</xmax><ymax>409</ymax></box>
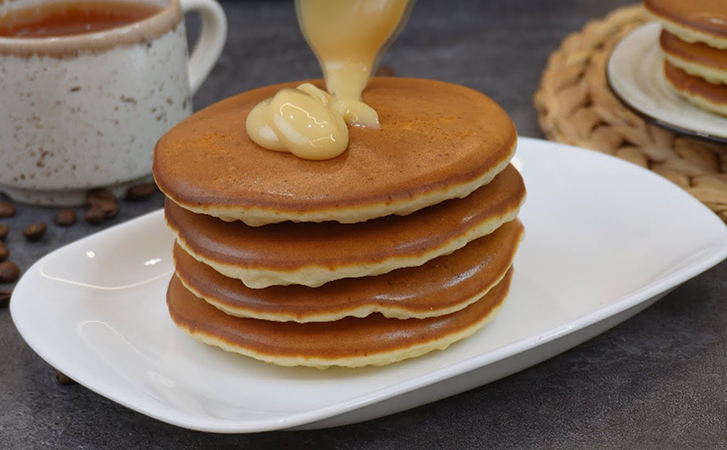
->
<box><xmin>0</xmin><ymin>1</ymin><xmax>162</xmax><ymax>38</ymax></box>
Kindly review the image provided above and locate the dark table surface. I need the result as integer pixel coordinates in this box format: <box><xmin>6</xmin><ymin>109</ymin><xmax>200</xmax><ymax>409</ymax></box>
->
<box><xmin>3</xmin><ymin>0</ymin><xmax>727</xmax><ymax>448</ymax></box>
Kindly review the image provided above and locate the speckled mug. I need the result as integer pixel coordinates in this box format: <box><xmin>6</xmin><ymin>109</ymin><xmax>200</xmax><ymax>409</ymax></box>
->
<box><xmin>0</xmin><ymin>0</ymin><xmax>227</xmax><ymax>205</ymax></box>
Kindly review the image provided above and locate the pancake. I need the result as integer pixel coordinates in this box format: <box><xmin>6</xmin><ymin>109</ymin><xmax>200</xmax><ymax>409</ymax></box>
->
<box><xmin>645</xmin><ymin>0</ymin><xmax>727</xmax><ymax>49</ymax></box>
<box><xmin>153</xmin><ymin>77</ymin><xmax>517</xmax><ymax>226</ymax></box>
<box><xmin>664</xmin><ymin>61</ymin><xmax>727</xmax><ymax>116</ymax></box>
<box><xmin>166</xmin><ymin>164</ymin><xmax>526</xmax><ymax>289</ymax></box>
<box><xmin>166</xmin><ymin>269</ymin><xmax>513</xmax><ymax>368</ymax></box>
<box><xmin>173</xmin><ymin>219</ymin><xmax>524</xmax><ymax>322</ymax></box>
<box><xmin>660</xmin><ymin>30</ymin><xmax>727</xmax><ymax>85</ymax></box>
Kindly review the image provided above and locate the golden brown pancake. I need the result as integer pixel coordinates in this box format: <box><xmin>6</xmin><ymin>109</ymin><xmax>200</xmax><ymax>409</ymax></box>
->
<box><xmin>167</xmin><ymin>269</ymin><xmax>513</xmax><ymax>368</ymax></box>
<box><xmin>660</xmin><ymin>30</ymin><xmax>727</xmax><ymax>85</ymax></box>
<box><xmin>173</xmin><ymin>219</ymin><xmax>524</xmax><ymax>322</ymax></box>
<box><xmin>165</xmin><ymin>164</ymin><xmax>526</xmax><ymax>288</ymax></box>
<box><xmin>645</xmin><ymin>0</ymin><xmax>727</xmax><ymax>49</ymax></box>
<box><xmin>664</xmin><ymin>61</ymin><xmax>727</xmax><ymax>116</ymax></box>
<box><xmin>153</xmin><ymin>77</ymin><xmax>517</xmax><ymax>226</ymax></box>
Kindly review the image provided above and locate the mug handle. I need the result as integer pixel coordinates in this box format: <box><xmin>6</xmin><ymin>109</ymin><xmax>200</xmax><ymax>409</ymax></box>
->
<box><xmin>180</xmin><ymin>0</ymin><xmax>227</xmax><ymax>94</ymax></box>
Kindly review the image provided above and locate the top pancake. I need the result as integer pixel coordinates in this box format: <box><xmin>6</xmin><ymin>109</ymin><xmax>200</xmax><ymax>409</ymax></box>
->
<box><xmin>153</xmin><ymin>77</ymin><xmax>517</xmax><ymax>225</ymax></box>
<box><xmin>645</xmin><ymin>0</ymin><xmax>727</xmax><ymax>49</ymax></box>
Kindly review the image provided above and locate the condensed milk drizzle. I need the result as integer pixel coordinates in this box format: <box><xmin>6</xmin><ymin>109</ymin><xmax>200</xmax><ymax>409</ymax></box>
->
<box><xmin>246</xmin><ymin>0</ymin><xmax>412</xmax><ymax>160</ymax></box>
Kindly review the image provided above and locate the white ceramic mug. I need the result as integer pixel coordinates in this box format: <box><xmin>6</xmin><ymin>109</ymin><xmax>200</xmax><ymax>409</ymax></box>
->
<box><xmin>0</xmin><ymin>0</ymin><xmax>227</xmax><ymax>205</ymax></box>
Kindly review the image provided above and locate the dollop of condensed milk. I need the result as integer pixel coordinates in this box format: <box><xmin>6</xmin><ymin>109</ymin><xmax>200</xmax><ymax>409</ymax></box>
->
<box><xmin>246</xmin><ymin>0</ymin><xmax>411</xmax><ymax>160</ymax></box>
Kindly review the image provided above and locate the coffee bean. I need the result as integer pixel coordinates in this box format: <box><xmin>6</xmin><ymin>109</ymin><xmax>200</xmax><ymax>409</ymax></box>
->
<box><xmin>54</xmin><ymin>208</ymin><xmax>77</xmax><ymax>227</ymax></box>
<box><xmin>85</xmin><ymin>206</ymin><xmax>106</xmax><ymax>224</ymax></box>
<box><xmin>0</xmin><ymin>242</ymin><xmax>8</xmax><ymax>262</ymax></box>
<box><xmin>375</xmin><ymin>65</ymin><xmax>394</xmax><ymax>77</ymax></box>
<box><xmin>0</xmin><ymin>224</ymin><xmax>7</xmax><ymax>241</ymax></box>
<box><xmin>55</xmin><ymin>370</ymin><xmax>77</xmax><ymax>386</ymax></box>
<box><xmin>87</xmin><ymin>188</ymin><xmax>115</xmax><ymax>205</ymax></box>
<box><xmin>126</xmin><ymin>182</ymin><xmax>158</xmax><ymax>201</ymax></box>
<box><xmin>85</xmin><ymin>199</ymin><xmax>119</xmax><ymax>222</ymax></box>
<box><xmin>0</xmin><ymin>289</ymin><xmax>10</xmax><ymax>308</ymax></box>
<box><xmin>0</xmin><ymin>261</ymin><xmax>19</xmax><ymax>283</ymax></box>
<box><xmin>23</xmin><ymin>222</ymin><xmax>47</xmax><ymax>242</ymax></box>
<box><xmin>86</xmin><ymin>189</ymin><xmax>118</xmax><ymax>221</ymax></box>
<box><xmin>96</xmin><ymin>198</ymin><xmax>119</xmax><ymax>218</ymax></box>
<box><xmin>0</xmin><ymin>201</ymin><xmax>15</xmax><ymax>218</ymax></box>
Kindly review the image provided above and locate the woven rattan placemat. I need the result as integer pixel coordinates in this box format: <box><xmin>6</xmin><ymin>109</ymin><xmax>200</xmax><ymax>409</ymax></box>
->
<box><xmin>534</xmin><ymin>4</ymin><xmax>727</xmax><ymax>222</ymax></box>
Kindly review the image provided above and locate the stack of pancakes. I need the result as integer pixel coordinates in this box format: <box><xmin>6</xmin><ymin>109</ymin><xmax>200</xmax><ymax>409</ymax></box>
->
<box><xmin>153</xmin><ymin>78</ymin><xmax>526</xmax><ymax>368</ymax></box>
<box><xmin>645</xmin><ymin>0</ymin><xmax>727</xmax><ymax>116</ymax></box>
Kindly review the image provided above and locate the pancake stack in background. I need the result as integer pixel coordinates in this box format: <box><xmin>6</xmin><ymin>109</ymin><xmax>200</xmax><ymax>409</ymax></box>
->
<box><xmin>644</xmin><ymin>0</ymin><xmax>727</xmax><ymax>116</ymax></box>
<box><xmin>153</xmin><ymin>78</ymin><xmax>526</xmax><ymax>369</ymax></box>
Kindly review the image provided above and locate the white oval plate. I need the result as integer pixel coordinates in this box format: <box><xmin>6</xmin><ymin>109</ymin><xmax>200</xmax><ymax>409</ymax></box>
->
<box><xmin>608</xmin><ymin>22</ymin><xmax>727</xmax><ymax>143</ymax></box>
<box><xmin>11</xmin><ymin>137</ymin><xmax>727</xmax><ymax>433</ymax></box>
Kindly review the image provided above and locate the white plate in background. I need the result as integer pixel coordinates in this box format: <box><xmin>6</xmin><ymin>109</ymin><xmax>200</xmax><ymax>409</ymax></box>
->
<box><xmin>11</xmin><ymin>137</ymin><xmax>727</xmax><ymax>433</ymax></box>
<box><xmin>608</xmin><ymin>22</ymin><xmax>727</xmax><ymax>144</ymax></box>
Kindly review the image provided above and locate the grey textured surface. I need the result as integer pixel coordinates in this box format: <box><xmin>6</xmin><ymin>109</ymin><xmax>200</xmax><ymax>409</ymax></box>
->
<box><xmin>2</xmin><ymin>0</ymin><xmax>727</xmax><ymax>448</ymax></box>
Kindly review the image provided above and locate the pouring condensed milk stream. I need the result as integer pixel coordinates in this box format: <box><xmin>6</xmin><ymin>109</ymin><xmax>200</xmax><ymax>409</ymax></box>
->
<box><xmin>246</xmin><ymin>0</ymin><xmax>412</xmax><ymax>160</ymax></box>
